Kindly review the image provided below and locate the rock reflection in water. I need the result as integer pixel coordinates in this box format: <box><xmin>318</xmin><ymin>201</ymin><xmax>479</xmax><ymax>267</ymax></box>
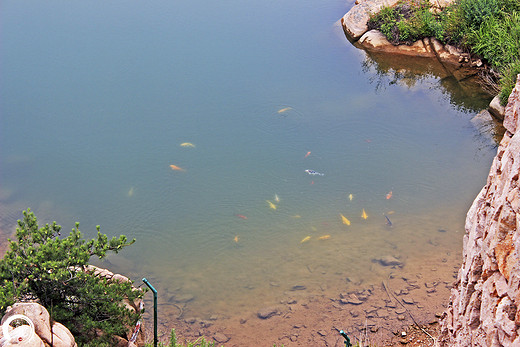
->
<box><xmin>359</xmin><ymin>49</ymin><xmax>493</xmax><ymax>112</ymax></box>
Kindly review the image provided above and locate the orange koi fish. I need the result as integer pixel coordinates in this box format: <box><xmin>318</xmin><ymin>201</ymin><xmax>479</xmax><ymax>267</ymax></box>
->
<box><xmin>349</xmin><ymin>194</ymin><xmax>353</xmax><ymax>201</ymax></box>
<box><xmin>169</xmin><ymin>164</ymin><xmax>185</xmax><ymax>171</ymax></box>
<box><xmin>340</xmin><ymin>214</ymin><xmax>351</xmax><ymax>226</ymax></box>
<box><xmin>235</xmin><ymin>214</ymin><xmax>247</xmax><ymax>220</ymax></box>
<box><xmin>234</xmin><ymin>235</ymin><xmax>239</xmax><ymax>243</ymax></box>
<box><xmin>304</xmin><ymin>151</ymin><xmax>311</xmax><ymax>158</ymax></box>
<box><xmin>278</xmin><ymin>107</ymin><xmax>292</xmax><ymax>114</ymax></box>
<box><xmin>386</xmin><ymin>191</ymin><xmax>393</xmax><ymax>199</ymax></box>
<box><xmin>361</xmin><ymin>209</ymin><xmax>368</xmax><ymax>220</ymax></box>
<box><xmin>318</xmin><ymin>235</ymin><xmax>331</xmax><ymax>240</ymax></box>
<box><xmin>300</xmin><ymin>236</ymin><xmax>311</xmax><ymax>243</ymax></box>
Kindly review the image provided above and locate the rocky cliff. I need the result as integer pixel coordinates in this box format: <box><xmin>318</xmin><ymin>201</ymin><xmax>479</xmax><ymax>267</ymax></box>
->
<box><xmin>440</xmin><ymin>75</ymin><xmax>520</xmax><ymax>346</ymax></box>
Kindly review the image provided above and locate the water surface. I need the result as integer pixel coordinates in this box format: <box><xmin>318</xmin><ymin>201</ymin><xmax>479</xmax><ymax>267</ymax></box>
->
<box><xmin>1</xmin><ymin>0</ymin><xmax>497</xmax><ymax>323</ymax></box>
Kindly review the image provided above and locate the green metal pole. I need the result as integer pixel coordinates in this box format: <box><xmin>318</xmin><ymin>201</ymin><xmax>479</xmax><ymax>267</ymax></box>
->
<box><xmin>142</xmin><ymin>278</ymin><xmax>158</xmax><ymax>347</ymax></box>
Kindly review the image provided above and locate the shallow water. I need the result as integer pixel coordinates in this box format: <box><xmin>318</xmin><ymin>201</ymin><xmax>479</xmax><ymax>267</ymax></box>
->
<box><xmin>1</xmin><ymin>0</ymin><xmax>498</xmax><ymax>324</ymax></box>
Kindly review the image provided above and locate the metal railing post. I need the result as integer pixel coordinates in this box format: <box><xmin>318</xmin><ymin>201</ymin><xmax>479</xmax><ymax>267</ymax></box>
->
<box><xmin>142</xmin><ymin>278</ymin><xmax>158</xmax><ymax>347</ymax></box>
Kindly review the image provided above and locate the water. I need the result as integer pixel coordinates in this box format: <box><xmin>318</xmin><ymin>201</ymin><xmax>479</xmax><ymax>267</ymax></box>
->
<box><xmin>1</xmin><ymin>0</ymin><xmax>497</xmax><ymax>324</ymax></box>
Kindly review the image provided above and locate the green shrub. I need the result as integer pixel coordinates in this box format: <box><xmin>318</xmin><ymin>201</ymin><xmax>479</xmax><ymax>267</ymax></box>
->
<box><xmin>368</xmin><ymin>0</ymin><xmax>443</xmax><ymax>45</ymax></box>
<box><xmin>468</xmin><ymin>11</ymin><xmax>520</xmax><ymax>70</ymax></box>
<box><xmin>499</xmin><ymin>60</ymin><xmax>520</xmax><ymax>105</ymax></box>
<box><xmin>457</xmin><ymin>0</ymin><xmax>502</xmax><ymax>29</ymax></box>
<box><xmin>0</xmin><ymin>209</ymin><xmax>142</xmax><ymax>345</ymax></box>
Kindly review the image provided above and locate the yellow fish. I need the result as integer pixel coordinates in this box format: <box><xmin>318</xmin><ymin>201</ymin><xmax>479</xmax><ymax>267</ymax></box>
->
<box><xmin>266</xmin><ymin>200</ymin><xmax>277</xmax><ymax>210</ymax></box>
<box><xmin>300</xmin><ymin>236</ymin><xmax>311</xmax><ymax>243</ymax></box>
<box><xmin>340</xmin><ymin>214</ymin><xmax>351</xmax><ymax>226</ymax></box>
<box><xmin>361</xmin><ymin>209</ymin><xmax>368</xmax><ymax>220</ymax></box>
<box><xmin>234</xmin><ymin>235</ymin><xmax>239</xmax><ymax>243</ymax></box>
<box><xmin>291</xmin><ymin>215</ymin><xmax>301</xmax><ymax>218</ymax></box>
<box><xmin>349</xmin><ymin>194</ymin><xmax>353</xmax><ymax>201</ymax></box>
<box><xmin>311</xmin><ymin>226</ymin><xmax>317</xmax><ymax>232</ymax></box>
<box><xmin>318</xmin><ymin>235</ymin><xmax>331</xmax><ymax>240</ymax></box>
<box><xmin>169</xmin><ymin>164</ymin><xmax>185</xmax><ymax>171</ymax></box>
<box><xmin>277</xmin><ymin>107</ymin><xmax>292</xmax><ymax>113</ymax></box>
<box><xmin>127</xmin><ymin>187</ymin><xmax>134</xmax><ymax>197</ymax></box>
<box><xmin>180</xmin><ymin>142</ymin><xmax>195</xmax><ymax>148</ymax></box>
<box><xmin>274</xmin><ymin>194</ymin><xmax>280</xmax><ymax>202</ymax></box>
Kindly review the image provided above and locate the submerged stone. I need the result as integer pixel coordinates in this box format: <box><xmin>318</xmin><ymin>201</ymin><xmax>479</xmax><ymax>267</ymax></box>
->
<box><xmin>257</xmin><ymin>307</ymin><xmax>278</xmax><ymax>319</ymax></box>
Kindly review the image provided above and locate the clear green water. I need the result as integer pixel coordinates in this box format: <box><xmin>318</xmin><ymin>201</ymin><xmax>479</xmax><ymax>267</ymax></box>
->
<box><xmin>1</xmin><ymin>0</ymin><xmax>497</xmax><ymax>321</ymax></box>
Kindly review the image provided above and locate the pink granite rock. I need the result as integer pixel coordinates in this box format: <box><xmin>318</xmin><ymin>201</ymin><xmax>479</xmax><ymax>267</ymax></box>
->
<box><xmin>440</xmin><ymin>75</ymin><xmax>520</xmax><ymax>346</ymax></box>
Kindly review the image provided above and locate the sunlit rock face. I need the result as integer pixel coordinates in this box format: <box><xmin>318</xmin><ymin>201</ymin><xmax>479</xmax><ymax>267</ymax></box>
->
<box><xmin>440</xmin><ymin>75</ymin><xmax>520</xmax><ymax>346</ymax></box>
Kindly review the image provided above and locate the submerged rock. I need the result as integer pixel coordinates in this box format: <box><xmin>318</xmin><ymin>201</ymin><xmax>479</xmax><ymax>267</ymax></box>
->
<box><xmin>257</xmin><ymin>307</ymin><xmax>279</xmax><ymax>319</ymax></box>
<box><xmin>373</xmin><ymin>255</ymin><xmax>403</xmax><ymax>267</ymax></box>
<box><xmin>172</xmin><ymin>294</ymin><xmax>194</xmax><ymax>303</ymax></box>
<box><xmin>213</xmin><ymin>332</ymin><xmax>230</xmax><ymax>343</ymax></box>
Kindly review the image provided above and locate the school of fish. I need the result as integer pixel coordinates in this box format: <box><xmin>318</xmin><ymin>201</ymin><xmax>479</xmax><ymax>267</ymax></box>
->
<box><xmin>169</xmin><ymin>137</ymin><xmax>395</xmax><ymax>245</ymax></box>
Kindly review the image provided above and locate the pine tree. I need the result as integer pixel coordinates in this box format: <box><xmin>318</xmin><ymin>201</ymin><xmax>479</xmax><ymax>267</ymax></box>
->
<box><xmin>0</xmin><ymin>209</ymin><xmax>143</xmax><ymax>344</ymax></box>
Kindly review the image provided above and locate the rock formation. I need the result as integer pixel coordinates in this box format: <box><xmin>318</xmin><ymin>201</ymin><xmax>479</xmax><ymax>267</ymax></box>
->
<box><xmin>0</xmin><ymin>267</ymin><xmax>145</xmax><ymax>346</ymax></box>
<box><xmin>440</xmin><ymin>75</ymin><xmax>520</xmax><ymax>346</ymax></box>
<box><xmin>0</xmin><ymin>302</ymin><xmax>76</xmax><ymax>347</ymax></box>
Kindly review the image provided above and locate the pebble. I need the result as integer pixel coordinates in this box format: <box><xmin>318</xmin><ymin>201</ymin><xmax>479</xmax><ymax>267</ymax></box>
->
<box><xmin>317</xmin><ymin>330</ymin><xmax>327</xmax><ymax>336</ymax></box>
<box><xmin>291</xmin><ymin>285</ymin><xmax>306</xmax><ymax>291</ymax></box>
<box><xmin>370</xmin><ymin>326</ymin><xmax>379</xmax><ymax>333</ymax></box>
<box><xmin>386</xmin><ymin>302</ymin><xmax>397</xmax><ymax>308</ymax></box>
<box><xmin>200</xmin><ymin>320</ymin><xmax>212</xmax><ymax>328</ymax></box>
<box><xmin>213</xmin><ymin>332</ymin><xmax>230</xmax><ymax>343</ymax></box>
<box><xmin>185</xmin><ymin>317</ymin><xmax>197</xmax><ymax>324</ymax></box>
<box><xmin>397</xmin><ymin>315</ymin><xmax>406</xmax><ymax>321</ymax></box>
<box><xmin>402</xmin><ymin>296</ymin><xmax>414</xmax><ymax>304</ymax></box>
<box><xmin>239</xmin><ymin>318</ymin><xmax>247</xmax><ymax>324</ymax></box>
<box><xmin>257</xmin><ymin>307</ymin><xmax>279</xmax><ymax>319</ymax></box>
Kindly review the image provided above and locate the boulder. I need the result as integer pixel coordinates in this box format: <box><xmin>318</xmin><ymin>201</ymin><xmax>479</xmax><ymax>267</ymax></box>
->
<box><xmin>357</xmin><ymin>30</ymin><xmax>435</xmax><ymax>57</ymax></box>
<box><xmin>1</xmin><ymin>303</ymin><xmax>52</xmax><ymax>344</ymax></box>
<box><xmin>489</xmin><ymin>95</ymin><xmax>506</xmax><ymax>120</ymax></box>
<box><xmin>1</xmin><ymin>303</ymin><xmax>76</xmax><ymax>346</ymax></box>
<box><xmin>51</xmin><ymin>322</ymin><xmax>76</xmax><ymax>347</ymax></box>
<box><xmin>0</xmin><ymin>323</ymin><xmax>45</xmax><ymax>346</ymax></box>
